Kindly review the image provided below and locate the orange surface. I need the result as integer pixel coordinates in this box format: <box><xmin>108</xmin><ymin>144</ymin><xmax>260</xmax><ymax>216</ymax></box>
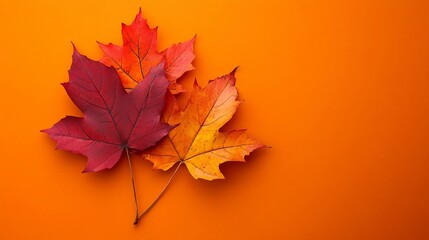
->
<box><xmin>1</xmin><ymin>0</ymin><xmax>429</xmax><ymax>239</ymax></box>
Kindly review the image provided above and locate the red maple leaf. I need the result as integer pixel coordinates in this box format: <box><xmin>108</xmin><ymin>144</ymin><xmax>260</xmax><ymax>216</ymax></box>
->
<box><xmin>98</xmin><ymin>9</ymin><xmax>195</xmax><ymax>93</ymax></box>
<box><xmin>42</xmin><ymin>47</ymin><xmax>173</xmax><ymax>172</ymax></box>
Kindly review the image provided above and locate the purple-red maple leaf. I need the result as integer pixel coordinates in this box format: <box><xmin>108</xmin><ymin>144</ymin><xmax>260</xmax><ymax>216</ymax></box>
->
<box><xmin>42</xmin><ymin>47</ymin><xmax>173</xmax><ymax>172</ymax></box>
<box><xmin>98</xmin><ymin>9</ymin><xmax>195</xmax><ymax>93</ymax></box>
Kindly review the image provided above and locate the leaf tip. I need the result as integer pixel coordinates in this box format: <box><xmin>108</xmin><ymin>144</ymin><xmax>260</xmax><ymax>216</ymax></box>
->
<box><xmin>135</xmin><ymin>7</ymin><xmax>143</xmax><ymax>20</ymax></box>
<box><xmin>71</xmin><ymin>42</ymin><xmax>78</xmax><ymax>52</ymax></box>
<box><xmin>61</xmin><ymin>82</ymin><xmax>69</xmax><ymax>90</ymax></box>
<box><xmin>232</xmin><ymin>66</ymin><xmax>239</xmax><ymax>74</ymax></box>
<box><xmin>192</xmin><ymin>78</ymin><xmax>200</xmax><ymax>88</ymax></box>
<box><xmin>82</xmin><ymin>165</ymin><xmax>102</xmax><ymax>173</ymax></box>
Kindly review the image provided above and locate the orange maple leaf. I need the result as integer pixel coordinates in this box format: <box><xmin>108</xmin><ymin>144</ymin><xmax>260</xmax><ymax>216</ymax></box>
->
<box><xmin>144</xmin><ymin>69</ymin><xmax>265</xmax><ymax>180</ymax></box>
<box><xmin>98</xmin><ymin>9</ymin><xmax>195</xmax><ymax>93</ymax></box>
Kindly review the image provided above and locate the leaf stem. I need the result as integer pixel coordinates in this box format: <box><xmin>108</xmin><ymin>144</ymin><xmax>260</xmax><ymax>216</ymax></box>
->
<box><xmin>125</xmin><ymin>147</ymin><xmax>140</xmax><ymax>225</ymax></box>
<box><xmin>134</xmin><ymin>162</ymin><xmax>182</xmax><ymax>225</ymax></box>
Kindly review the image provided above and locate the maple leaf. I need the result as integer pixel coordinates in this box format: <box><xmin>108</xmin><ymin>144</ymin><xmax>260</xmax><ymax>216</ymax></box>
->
<box><xmin>98</xmin><ymin>9</ymin><xmax>195</xmax><ymax>94</ymax></box>
<box><xmin>42</xmin><ymin>47</ymin><xmax>173</xmax><ymax>172</ymax></box>
<box><xmin>143</xmin><ymin>69</ymin><xmax>265</xmax><ymax>180</ymax></box>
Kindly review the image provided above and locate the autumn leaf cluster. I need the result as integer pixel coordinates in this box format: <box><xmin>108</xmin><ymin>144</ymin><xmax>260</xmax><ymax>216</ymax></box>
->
<box><xmin>43</xmin><ymin>9</ymin><xmax>264</xmax><ymax>223</ymax></box>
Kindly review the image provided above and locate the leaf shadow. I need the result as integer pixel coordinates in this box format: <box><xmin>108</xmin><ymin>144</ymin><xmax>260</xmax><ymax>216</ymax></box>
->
<box><xmin>187</xmin><ymin>146</ymin><xmax>270</xmax><ymax>196</ymax></box>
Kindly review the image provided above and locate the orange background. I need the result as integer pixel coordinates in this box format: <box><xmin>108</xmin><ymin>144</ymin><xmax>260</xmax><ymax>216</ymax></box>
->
<box><xmin>1</xmin><ymin>0</ymin><xmax>429</xmax><ymax>239</ymax></box>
